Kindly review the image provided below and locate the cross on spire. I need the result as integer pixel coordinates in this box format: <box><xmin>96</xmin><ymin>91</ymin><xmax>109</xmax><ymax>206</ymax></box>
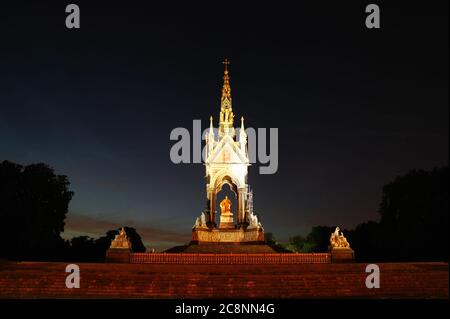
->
<box><xmin>223</xmin><ymin>58</ymin><xmax>230</xmax><ymax>72</ymax></box>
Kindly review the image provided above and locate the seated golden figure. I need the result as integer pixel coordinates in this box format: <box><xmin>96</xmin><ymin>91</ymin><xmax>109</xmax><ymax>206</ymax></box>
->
<box><xmin>220</xmin><ymin>196</ymin><xmax>232</xmax><ymax>214</ymax></box>
<box><xmin>219</xmin><ymin>196</ymin><xmax>234</xmax><ymax>228</ymax></box>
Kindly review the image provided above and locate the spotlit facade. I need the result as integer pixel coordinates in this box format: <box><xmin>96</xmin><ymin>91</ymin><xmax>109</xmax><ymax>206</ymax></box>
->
<box><xmin>192</xmin><ymin>60</ymin><xmax>264</xmax><ymax>243</ymax></box>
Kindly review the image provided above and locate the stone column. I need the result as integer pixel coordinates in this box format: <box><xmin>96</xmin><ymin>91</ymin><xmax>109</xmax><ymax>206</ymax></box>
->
<box><xmin>208</xmin><ymin>189</ymin><xmax>216</xmax><ymax>227</ymax></box>
<box><xmin>237</xmin><ymin>188</ymin><xmax>246</xmax><ymax>227</ymax></box>
<box><xmin>236</xmin><ymin>191</ymin><xmax>241</xmax><ymax>225</ymax></box>
<box><xmin>211</xmin><ymin>192</ymin><xmax>217</xmax><ymax>227</ymax></box>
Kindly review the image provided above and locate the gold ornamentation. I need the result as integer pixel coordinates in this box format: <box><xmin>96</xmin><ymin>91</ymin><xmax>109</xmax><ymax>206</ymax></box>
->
<box><xmin>110</xmin><ymin>227</ymin><xmax>132</xmax><ymax>249</ymax></box>
<box><xmin>329</xmin><ymin>227</ymin><xmax>350</xmax><ymax>248</ymax></box>
<box><xmin>193</xmin><ymin>228</ymin><xmax>262</xmax><ymax>243</ymax></box>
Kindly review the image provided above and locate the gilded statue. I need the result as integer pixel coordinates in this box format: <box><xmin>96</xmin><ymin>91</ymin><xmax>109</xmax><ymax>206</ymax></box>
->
<box><xmin>220</xmin><ymin>196</ymin><xmax>232</xmax><ymax>214</ymax></box>
<box><xmin>110</xmin><ymin>227</ymin><xmax>132</xmax><ymax>249</ymax></box>
<box><xmin>329</xmin><ymin>226</ymin><xmax>350</xmax><ymax>249</ymax></box>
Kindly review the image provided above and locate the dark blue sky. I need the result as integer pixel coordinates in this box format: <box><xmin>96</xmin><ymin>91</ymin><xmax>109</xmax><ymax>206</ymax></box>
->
<box><xmin>1</xmin><ymin>2</ymin><xmax>448</xmax><ymax>250</ymax></box>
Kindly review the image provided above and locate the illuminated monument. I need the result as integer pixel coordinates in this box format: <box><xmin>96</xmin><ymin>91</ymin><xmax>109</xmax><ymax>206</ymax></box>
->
<box><xmin>192</xmin><ymin>60</ymin><xmax>264</xmax><ymax>244</ymax></box>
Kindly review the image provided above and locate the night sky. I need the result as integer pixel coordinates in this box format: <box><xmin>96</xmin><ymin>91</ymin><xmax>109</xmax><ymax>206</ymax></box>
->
<box><xmin>1</xmin><ymin>2</ymin><xmax>448</xmax><ymax>250</ymax></box>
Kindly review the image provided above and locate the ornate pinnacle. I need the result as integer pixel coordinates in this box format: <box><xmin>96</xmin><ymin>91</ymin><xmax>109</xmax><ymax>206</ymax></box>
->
<box><xmin>221</xmin><ymin>58</ymin><xmax>232</xmax><ymax>110</ymax></box>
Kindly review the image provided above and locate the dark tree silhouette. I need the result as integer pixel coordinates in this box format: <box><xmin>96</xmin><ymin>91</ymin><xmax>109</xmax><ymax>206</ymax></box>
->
<box><xmin>289</xmin><ymin>235</ymin><xmax>306</xmax><ymax>252</ymax></box>
<box><xmin>287</xmin><ymin>167</ymin><xmax>449</xmax><ymax>262</ymax></box>
<box><xmin>345</xmin><ymin>221</ymin><xmax>382</xmax><ymax>262</ymax></box>
<box><xmin>306</xmin><ymin>226</ymin><xmax>335</xmax><ymax>252</ymax></box>
<box><xmin>264</xmin><ymin>232</ymin><xmax>277</xmax><ymax>245</ymax></box>
<box><xmin>264</xmin><ymin>232</ymin><xmax>290</xmax><ymax>252</ymax></box>
<box><xmin>378</xmin><ymin>167</ymin><xmax>449</xmax><ymax>261</ymax></box>
<box><xmin>0</xmin><ymin>160</ymin><xmax>73</xmax><ymax>260</ymax></box>
<box><xmin>69</xmin><ymin>236</ymin><xmax>101</xmax><ymax>262</ymax></box>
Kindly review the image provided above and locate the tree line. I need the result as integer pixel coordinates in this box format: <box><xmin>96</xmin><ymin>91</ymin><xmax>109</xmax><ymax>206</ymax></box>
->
<box><xmin>1</xmin><ymin>160</ymin><xmax>448</xmax><ymax>262</ymax></box>
<box><xmin>0</xmin><ymin>160</ymin><xmax>145</xmax><ymax>262</ymax></box>
<box><xmin>267</xmin><ymin>166</ymin><xmax>449</xmax><ymax>262</ymax></box>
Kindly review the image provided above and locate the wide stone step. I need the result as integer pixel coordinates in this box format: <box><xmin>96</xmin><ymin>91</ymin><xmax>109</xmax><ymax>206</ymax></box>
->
<box><xmin>0</xmin><ymin>261</ymin><xmax>447</xmax><ymax>298</ymax></box>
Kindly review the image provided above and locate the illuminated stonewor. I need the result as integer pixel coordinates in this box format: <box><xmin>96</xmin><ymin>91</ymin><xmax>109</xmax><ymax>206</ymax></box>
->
<box><xmin>191</xmin><ymin>59</ymin><xmax>264</xmax><ymax>244</ymax></box>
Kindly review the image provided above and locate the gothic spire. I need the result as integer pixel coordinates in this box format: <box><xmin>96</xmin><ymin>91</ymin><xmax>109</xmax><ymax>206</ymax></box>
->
<box><xmin>221</xmin><ymin>58</ymin><xmax>232</xmax><ymax>111</ymax></box>
<box><xmin>219</xmin><ymin>58</ymin><xmax>234</xmax><ymax>136</ymax></box>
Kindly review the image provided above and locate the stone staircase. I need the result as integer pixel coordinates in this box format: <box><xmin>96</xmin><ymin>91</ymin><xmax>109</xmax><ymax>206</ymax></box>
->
<box><xmin>0</xmin><ymin>261</ymin><xmax>448</xmax><ymax>298</ymax></box>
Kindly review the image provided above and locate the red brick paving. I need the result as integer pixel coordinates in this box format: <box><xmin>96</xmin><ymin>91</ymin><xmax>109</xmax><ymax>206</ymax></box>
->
<box><xmin>0</xmin><ymin>261</ymin><xmax>447</xmax><ymax>298</ymax></box>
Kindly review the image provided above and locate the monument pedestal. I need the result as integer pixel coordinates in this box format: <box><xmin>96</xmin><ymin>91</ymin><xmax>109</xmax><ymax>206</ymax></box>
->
<box><xmin>106</xmin><ymin>248</ymin><xmax>131</xmax><ymax>263</ymax></box>
<box><xmin>330</xmin><ymin>247</ymin><xmax>355</xmax><ymax>263</ymax></box>
<box><xmin>192</xmin><ymin>227</ymin><xmax>264</xmax><ymax>244</ymax></box>
<box><xmin>106</xmin><ymin>227</ymin><xmax>133</xmax><ymax>263</ymax></box>
<box><xmin>219</xmin><ymin>212</ymin><xmax>235</xmax><ymax>229</ymax></box>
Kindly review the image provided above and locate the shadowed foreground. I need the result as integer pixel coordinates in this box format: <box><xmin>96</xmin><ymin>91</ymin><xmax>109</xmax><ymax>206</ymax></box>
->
<box><xmin>0</xmin><ymin>261</ymin><xmax>447</xmax><ymax>298</ymax></box>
